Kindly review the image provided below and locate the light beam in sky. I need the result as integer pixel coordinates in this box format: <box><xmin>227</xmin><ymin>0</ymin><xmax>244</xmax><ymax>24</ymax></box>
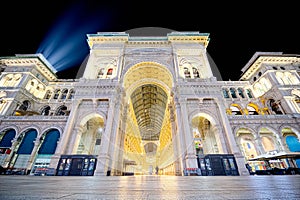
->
<box><xmin>37</xmin><ymin>2</ymin><xmax>112</xmax><ymax>72</ymax></box>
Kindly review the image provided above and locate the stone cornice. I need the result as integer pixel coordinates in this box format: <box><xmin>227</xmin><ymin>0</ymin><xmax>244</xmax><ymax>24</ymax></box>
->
<box><xmin>0</xmin><ymin>54</ymin><xmax>57</xmax><ymax>81</ymax></box>
<box><xmin>168</xmin><ymin>32</ymin><xmax>210</xmax><ymax>47</ymax></box>
<box><xmin>87</xmin><ymin>32</ymin><xmax>129</xmax><ymax>49</ymax></box>
<box><xmin>228</xmin><ymin>114</ymin><xmax>300</xmax><ymax>125</ymax></box>
<box><xmin>240</xmin><ymin>53</ymin><xmax>300</xmax><ymax>81</ymax></box>
<box><xmin>127</xmin><ymin>40</ymin><xmax>169</xmax><ymax>45</ymax></box>
<box><xmin>0</xmin><ymin>115</ymin><xmax>68</xmax><ymax>121</ymax></box>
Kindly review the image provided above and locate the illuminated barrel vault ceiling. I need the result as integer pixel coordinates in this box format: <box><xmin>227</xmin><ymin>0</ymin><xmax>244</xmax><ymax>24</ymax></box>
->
<box><xmin>123</xmin><ymin>62</ymin><xmax>173</xmax><ymax>156</ymax></box>
<box><xmin>130</xmin><ymin>84</ymin><xmax>167</xmax><ymax>141</ymax></box>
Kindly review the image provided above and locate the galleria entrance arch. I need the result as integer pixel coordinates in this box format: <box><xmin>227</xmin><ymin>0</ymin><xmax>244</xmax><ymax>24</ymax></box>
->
<box><xmin>121</xmin><ymin>61</ymin><xmax>178</xmax><ymax>175</ymax></box>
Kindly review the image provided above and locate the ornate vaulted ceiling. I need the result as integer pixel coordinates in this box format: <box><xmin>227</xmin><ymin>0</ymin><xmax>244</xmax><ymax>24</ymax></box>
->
<box><xmin>131</xmin><ymin>84</ymin><xmax>167</xmax><ymax>141</ymax></box>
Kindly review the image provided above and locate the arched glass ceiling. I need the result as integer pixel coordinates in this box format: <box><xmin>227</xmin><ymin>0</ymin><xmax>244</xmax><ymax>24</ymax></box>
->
<box><xmin>131</xmin><ymin>84</ymin><xmax>168</xmax><ymax>141</ymax></box>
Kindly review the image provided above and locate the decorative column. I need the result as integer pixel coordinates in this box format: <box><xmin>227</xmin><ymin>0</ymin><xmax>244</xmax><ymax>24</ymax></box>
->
<box><xmin>254</xmin><ymin>135</ymin><xmax>265</xmax><ymax>155</ymax></box>
<box><xmin>95</xmin><ymin>97</ymin><xmax>116</xmax><ymax>176</ymax></box>
<box><xmin>211</xmin><ymin>125</ymin><xmax>225</xmax><ymax>153</ymax></box>
<box><xmin>113</xmin><ymin>103</ymin><xmax>128</xmax><ymax>176</ymax></box>
<box><xmin>169</xmin><ymin>102</ymin><xmax>182</xmax><ymax>176</ymax></box>
<box><xmin>26</xmin><ymin>139</ymin><xmax>41</xmax><ymax>174</ymax></box>
<box><xmin>109</xmin><ymin>94</ymin><xmax>123</xmax><ymax>176</ymax></box>
<box><xmin>179</xmin><ymin>97</ymin><xmax>198</xmax><ymax>169</ymax></box>
<box><xmin>277</xmin><ymin>135</ymin><xmax>289</xmax><ymax>152</ymax></box>
<box><xmin>173</xmin><ymin>96</ymin><xmax>186</xmax><ymax>173</ymax></box>
<box><xmin>3</xmin><ymin>138</ymin><xmax>18</xmax><ymax>168</ymax></box>
<box><xmin>69</xmin><ymin>125</ymin><xmax>84</xmax><ymax>154</ymax></box>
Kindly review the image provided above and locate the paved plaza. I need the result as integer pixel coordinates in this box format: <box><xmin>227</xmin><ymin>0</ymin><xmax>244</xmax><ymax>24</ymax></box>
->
<box><xmin>0</xmin><ymin>175</ymin><xmax>300</xmax><ymax>199</ymax></box>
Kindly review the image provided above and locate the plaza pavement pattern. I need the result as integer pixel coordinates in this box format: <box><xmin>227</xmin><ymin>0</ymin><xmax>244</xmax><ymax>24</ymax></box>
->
<box><xmin>0</xmin><ymin>175</ymin><xmax>300</xmax><ymax>199</ymax></box>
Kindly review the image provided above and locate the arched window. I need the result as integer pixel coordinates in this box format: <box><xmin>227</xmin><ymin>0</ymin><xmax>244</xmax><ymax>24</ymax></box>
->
<box><xmin>107</xmin><ymin>68</ymin><xmax>113</xmax><ymax>76</ymax></box>
<box><xmin>17</xmin><ymin>129</ymin><xmax>37</xmax><ymax>154</ymax></box>
<box><xmin>283</xmin><ymin>72</ymin><xmax>293</xmax><ymax>85</ymax></box>
<box><xmin>253</xmin><ymin>82</ymin><xmax>264</xmax><ymax>96</ymax></box>
<box><xmin>261</xmin><ymin>136</ymin><xmax>276</xmax><ymax>152</ymax></box>
<box><xmin>61</xmin><ymin>89</ymin><xmax>68</xmax><ymax>100</ymax></box>
<box><xmin>68</xmin><ymin>89</ymin><xmax>74</xmax><ymax>99</ymax></box>
<box><xmin>3</xmin><ymin>74</ymin><xmax>14</xmax><ymax>87</ymax></box>
<box><xmin>259</xmin><ymin>77</ymin><xmax>271</xmax><ymax>91</ymax></box>
<box><xmin>97</xmin><ymin>68</ymin><xmax>104</xmax><ymax>78</ymax></box>
<box><xmin>0</xmin><ymin>129</ymin><xmax>16</xmax><ymax>151</ymax></box>
<box><xmin>222</xmin><ymin>88</ymin><xmax>230</xmax><ymax>98</ymax></box>
<box><xmin>192</xmin><ymin>67</ymin><xmax>200</xmax><ymax>78</ymax></box>
<box><xmin>55</xmin><ymin>105</ymin><xmax>68</xmax><ymax>116</ymax></box>
<box><xmin>2</xmin><ymin>74</ymin><xmax>22</xmax><ymax>87</ymax></box>
<box><xmin>246</xmin><ymin>89</ymin><xmax>253</xmax><ymax>98</ymax></box>
<box><xmin>237</xmin><ymin>88</ymin><xmax>245</xmax><ymax>98</ymax></box>
<box><xmin>53</xmin><ymin>89</ymin><xmax>61</xmax><ymax>99</ymax></box>
<box><xmin>286</xmin><ymin>135</ymin><xmax>300</xmax><ymax>167</ymax></box>
<box><xmin>247</xmin><ymin>104</ymin><xmax>259</xmax><ymax>115</ymax></box>
<box><xmin>38</xmin><ymin>129</ymin><xmax>60</xmax><ymax>154</ymax></box>
<box><xmin>269</xmin><ymin>99</ymin><xmax>283</xmax><ymax>114</ymax></box>
<box><xmin>18</xmin><ymin>100</ymin><xmax>30</xmax><ymax>111</ymax></box>
<box><xmin>184</xmin><ymin>67</ymin><xmax>191</xmax><ymax>78</ymax></box>
<box><xmin>41</xmin><ymin>105</ymin><xmax>51</xmax><ymax>116</ymax></box>
<box><xmin>285</xmin><ymin>72</ymin><xmax>300</xmax><ymax>85</ymax></box>
<box><xmin>44</xmin><ymin>90</ymin><xmax>52</xmax><ymax>99</ymax></box>
<box><xmin>230</xmin><ymin>104</ymin><xmax>243</xmax><ymax>115</ymax></box>
<box><xmin>229</xmin><ymin>88</ymin><xmax>237</xmax><ymax>98</ymax></box>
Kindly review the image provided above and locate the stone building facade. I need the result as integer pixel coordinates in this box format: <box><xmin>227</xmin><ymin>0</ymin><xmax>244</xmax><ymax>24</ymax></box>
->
<box><xmin>0</xmin><ymin>30</ymin><xmax>299</xmax><ymax>176</ymax></box>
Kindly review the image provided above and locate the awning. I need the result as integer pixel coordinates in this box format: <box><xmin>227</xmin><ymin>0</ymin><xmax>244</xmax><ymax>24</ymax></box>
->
<box><xmin>248</xmin><ymin>152</ymin><xmax>300</xmax><ymax>161</ymax></box>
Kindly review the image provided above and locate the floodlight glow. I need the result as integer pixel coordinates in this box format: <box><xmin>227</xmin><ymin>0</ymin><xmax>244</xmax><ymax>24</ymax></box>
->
<box><xmin>36</xmin><ymin>2</ymin><xmax>112</xmax><ymax>72</ymax></box>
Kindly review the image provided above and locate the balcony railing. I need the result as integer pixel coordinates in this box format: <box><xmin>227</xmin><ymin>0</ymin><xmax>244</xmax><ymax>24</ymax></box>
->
<box><xmin>0</xmin><ymin>115</ymin><xmax>68</xmax><ymax>121</ymax></box>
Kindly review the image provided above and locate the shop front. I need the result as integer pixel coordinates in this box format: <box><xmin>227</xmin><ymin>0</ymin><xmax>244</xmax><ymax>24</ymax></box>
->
<box><xmin>56</xmin><ymin>154</ymin><xmax>97</xmax><ymax>176</ymax></box>
<box><xmin>248</xmin><ymin>152</ymin><xmax>300</xmax><ymax>175</ymax></box>
<box><xmin>197</xmin><ymin>154</ymin><xmax>239</xmax><ymax>176</ymax></box>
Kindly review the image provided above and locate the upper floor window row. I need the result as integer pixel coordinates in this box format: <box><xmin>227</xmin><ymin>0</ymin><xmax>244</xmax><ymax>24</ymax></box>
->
<box><xmin>276</xmin><ymin>71</ymin><xmax>299</xmax><ymax>85</ymax></box>
<box><xmin>44</xmin><ymin>88</ymin><xmax>74</xmax><ymax>100</ymax></box>
<box><xmin>222</xmin><ymin>87</ymin><xmax>253</xmax><ymax>99</ymax></box>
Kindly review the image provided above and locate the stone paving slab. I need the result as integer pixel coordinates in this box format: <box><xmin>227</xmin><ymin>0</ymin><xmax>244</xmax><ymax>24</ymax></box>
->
<box><xmin>0</xmin><ymin>175</ymin><xmax>300</xmax><ymax>199</ymax></box>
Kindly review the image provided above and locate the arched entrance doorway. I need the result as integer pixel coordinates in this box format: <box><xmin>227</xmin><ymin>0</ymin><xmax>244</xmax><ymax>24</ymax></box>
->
<box><xmin>74</xmin><ymin>115</ymin><xmax>105</xmax><ymax>155</ymax></box>
<box><xmin>122</xmin><ymin>62</ymin><xmax>175</xmax><ymax>175</ymax></box>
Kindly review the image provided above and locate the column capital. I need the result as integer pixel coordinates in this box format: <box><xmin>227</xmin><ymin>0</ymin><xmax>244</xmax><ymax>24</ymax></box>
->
<box><xmin>33</xmin><ymin>139</ymin><xmax>41</xmax><ymax>146</ymax></box>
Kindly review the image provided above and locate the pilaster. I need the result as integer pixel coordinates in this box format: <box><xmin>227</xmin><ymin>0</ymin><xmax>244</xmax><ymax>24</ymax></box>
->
<box><xmin>95</xmin><ymin>98</ymin><xmax>116</xmax><ymax>176</ymax></box>
<box><xmin>109</xmin><ymin>95</ymin><xmax>123</xmax><ymax>175</ymax></box>
<box><xmin>26</xmin><ymin>139</ymin><xmax>41</xmax><ymax>173</ymax></box>
<box><xmin>169</xmin><ymin>102</ymin><xmax>182</xmax><ymax>176</ymax></box>
<box><xmin>215</xmin><ymin>98</ymin><xmax>249</xmax><ymax>175</ymax></box>
<box><xmin>173</xmin><ymin>96</ymin><xmax>186</xmax><ymax>171</ymax></box>
<box><xmin>179</xmin><ymin>97</ymin><xmax>198</xmax><ymax>169</ymax></box>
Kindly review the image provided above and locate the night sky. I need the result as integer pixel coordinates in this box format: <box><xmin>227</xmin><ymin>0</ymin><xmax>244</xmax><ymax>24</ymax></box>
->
<box><xmin>0</xmin><ymin>1</ymin><xmax>299</xmax><ymax>81</ymax></box>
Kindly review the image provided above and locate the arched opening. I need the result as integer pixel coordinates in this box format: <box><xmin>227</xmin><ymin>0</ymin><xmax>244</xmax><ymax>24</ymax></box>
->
<box><xmin>10</xmin><ymin>129</ymin><xmax>37</xmax><ymax>173</ymax></box>
<box><xmin>0</xmin><ymin>129</ymin><xmax>16</xmax><ymax>166</ymax></box>
<box><xmin>230</xmin><ymin>104</ymin><xmax>243</xmax><ymax>115</ymax></box>
<box><xmin>55</xmin><ymin>105</ymin><xmax>68</xmax><ymax>116</ymax></box>
<box><xmin>40</xmin><ymin>105</ymin><xmax>51</xmax><ymax>116</ymax></box>
<box><xmin>122</xmin><ymin>62</ymin><xmax>174</xmax><ymax>175</ymax></box>
<box><xmin>261</xmin><ymin>136</ymin><xmax>276</xmax><ymax>152</ymax></box>
<box><xmin>286</xmin><ymin>136</ymin><xmax>300</xmax><ymax>167</ymax></box>
<box><xmin>247</xmin><ymin>103</ymin><xmax>259</xmax><ymax>115</ymax></box>
<box><xmin>75</xmin><ymin>116</ymin><xmax>104</xmax><ymax>155</ymax></box>
<box><xmin>236</xmin><ymin>128</ymin><xmax>258</xmax><ymax>160</ymax></box>
<box><xmin>30</xmin><ymin>129</ymin><xmax>60</xmax><ymax>175</ymax></box>
<box><xmin>192</xmin><ymin>116</ymin><xmax>219</xmax><ymax>155</ymax></box>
